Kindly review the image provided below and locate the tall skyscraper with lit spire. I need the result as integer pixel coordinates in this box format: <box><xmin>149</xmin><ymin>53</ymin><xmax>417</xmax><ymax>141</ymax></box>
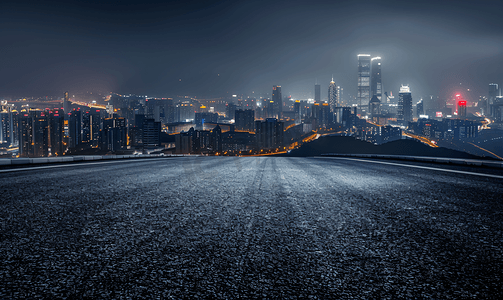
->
<box><xmin>357</xmin><ymin>54</ymin><xmax>371</xmax><ymax>109</ymax></box>
<box><xmin>328</xmin><ymin>77</ymin><xmax>337</xmax><ymax>112</ymax></box>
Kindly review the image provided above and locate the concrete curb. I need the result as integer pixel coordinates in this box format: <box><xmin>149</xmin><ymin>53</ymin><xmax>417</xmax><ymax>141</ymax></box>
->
<box><xmin>320</xmin><ymin>153</ymin><xmax>503</xmax><ymax>169</ymax></box>
<box><xmin>0</xmin><ymin>154</ymin><xmax>170</xmax><ymax>166</ymax></box>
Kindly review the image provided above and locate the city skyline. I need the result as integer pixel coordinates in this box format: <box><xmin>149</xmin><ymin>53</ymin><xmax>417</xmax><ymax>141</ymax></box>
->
<box><xmin>1</xmin><ymin>0</ymin><xmax>502</xmax><ymax>101</ymax></box>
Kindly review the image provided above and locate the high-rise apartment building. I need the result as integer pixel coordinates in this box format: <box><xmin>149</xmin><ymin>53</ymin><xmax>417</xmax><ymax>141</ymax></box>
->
<box><xmin>101</xmin><ymin>115</ymin><xmax>127</xmax><ymax>152</ymax></box>
<box><xmin>68</xmin><ymin>109</ymin><xmax>82</xmax><ymax>149</ymax></box>
<box><xmin>255</xmin><ymin>118</ymin><xmax>284</xmax><ymax>150</ymax></box>
<box><xmin>235</xmin><ymin>109</ymin><xmax>255</xmax><ymax>132</ymax></box>
<box><xmin>294</xmin><ymin>100</ymin><xmax>301</xmax><ymax>125</ymax></box>
<box><xmin>49</xmin><ymin>109</ymin><xmax>65</xmax><ymax>156</ymax></box>
<box><xmin>371</xmin><ymin>57</ymin><xmax>382</xmax><ymax>101</ymax></box>
<box><xmin>142</xmin><ymin>118</ymin><xmax>161</xmax><ymax>147</ymax></box>
<box><xmin>357</xmin><ymin>54</ymin><xmax>371</xmax><ymax>108</ymax></box>
<box><xmin>18</xmin><ymin>112</ymin><xmax>33</xmax><ymax>157</ymax></box>
<box><xmin>0</xmin><ymin>101</ymin><xmax>14</xmax><ymax>146</ymax></box>
<box><xmin>32</xmin><ymin>111</ymin><xmax>49</xmax><ymax>157</ymax></box>
<box><xmin>272</xmin><ymin>85</ymin><xmax>282</xmax><ymax>118</ymax></box>
<box><xmin>398</xmin><ymin>85</ymin><xmax>413</xmax><ymax>126</ymax></box>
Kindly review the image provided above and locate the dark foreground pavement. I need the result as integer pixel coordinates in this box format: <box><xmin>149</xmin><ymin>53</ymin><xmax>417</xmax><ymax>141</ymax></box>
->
<box><xmin>1</xmin><ymin>157</ymin><xmax>502</xmax><ymax>299</ymax></box>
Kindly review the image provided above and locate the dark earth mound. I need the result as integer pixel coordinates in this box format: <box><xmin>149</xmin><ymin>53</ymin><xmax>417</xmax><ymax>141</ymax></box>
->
<box><xmin>288</xmin><ymin>136</ymin><xmax>480</xmax><ymax>159</ymax></box>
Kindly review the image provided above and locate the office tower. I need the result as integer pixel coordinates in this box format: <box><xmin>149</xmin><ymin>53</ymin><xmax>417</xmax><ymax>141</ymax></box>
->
<box><xmin>18</xmin><ymin>112</ymin><xmax>33</xmax><ymax>157</ymax></box>
<box><xmin>489</xmin><ymin>83</ymin><xmax>499</xmax><ymax>101</ymax></box>
<box><xmin>68</xmin><ymin>109</ymin><xmax>82</xmax><ymax>149</ymax></box>
<box><xmin>49</xmin><ymin>109</ymin><xmax>65</xmax><ymax>156</ymax></box>
<box><xmin>398</xmin><ymin>85</ymin><xmax>413</xmax><ymax>126</ymax></box>
<box><xmin>319</xmin><ymin>103</ymin><xmax>332</xmax><ymax>128</ymax></box>
<box><xmin>272</xmin><ymin>85</ymin><xmax>282</xmax><ymax>118</ymax></box>
<box><xmin>311</xmin><ymin>103</ymin><xmax>320</xmax><ymax>121</ymax></box>
<box><xmin>255</xmin><ymin>118</ymin><xmax>284</xmax><ymax>150</ymax></box>
<box><xmin>369</xmin><ymin>95</ymin><xmax>381</xmax><ymax>119</ymax></box>
<box><xmin>371</xmin><ymin>57</ymin><xmax>382</xmax><ymax>101</ymax></box>
<box><xmin>211</xmin><ymin>125</ymin><xmax>222</xmax><ymax>153</ymax></box>
<box><xmin>328</xmin><ymin>78</ymin><xmax>337</xmax><ymax>112</ymax></box>
<box><xmin>175</xmin><ymin>101</ymin><xmax>195</xmax><ymax>122</ymax></box>
<box><xmin>235</xmin><ymin>109</ymin><xmax>255</xmax><ymax>132</ymax></box>
<box><xmin>101</xmin><ymin>115</ymin><xmax>127</xmax><ymax>152</ymax></box>
<box><xmin>266</xmin><ymin>99</ymin><xmax>275</xmax><ymax>119</ymax></box>
<box><xmin>0</xmin><ymin>101</ymin><xmax>14</xmax><ymax>146</ymax></box>
<box><xmin>32</xmin><ymin>111</ymin><xmax>49</xmax><ymax>157</ymax></box>
<box><xmin>493</xmin><ymin>96</ymin><xmax>503</xmax><ymax>122</ymax></box>
<box><xmin>89</xmin><ymin>110</ymin><xmax>101</xmax><ymax>147</ymax></box>
<box><xmin>335</xmin><ymin>107</ymin><xmax>352</xmax><ymax>128</ymax></box>
<box><xmin>337</xmin><ymin>86</ymin><xmax>343</xmax><ymax>105</ymax></box>
<box><xmin>458</xmin><ymin>98</ymin><xmax>467</xmax><ymax>118</ymax></box>
<box><xmin>315</xmin><ymin>84</ymin><xmax>321</xmax><ymax>102</ymax></box>
<box><xmin>195</xmin><ymin>112</ymin><xmax>219</xmax><ymax>130</ymax></box>
<box><xmin>357</xmin><ymin>54</ymin><xmax>371</xmax><ymax>108</ymax></box>
<box><xmin>164</xmin><ymin>99</ymin><xmax>175</xmax><ymax>123</ymax></box>
<box><xmin>226</xmin><ymin>103</ymin><xmax>237</xmax><ymax>119</ymax></box>
<box><xmin>417</xmin><ymin>99</ymin><xmax>424</xmax><ymax>118</ymax></box>
<box><xmin>142</xmin><ymin>118</ymin><xmax>161</xmax><ymax>147</ymax></box>
<box><xmin>489</xmin><ymin>83</ymin><xmax>499</xmax><ymax>117</ymax></box>
<box><xmin>63</xmin><ymin>91</ymin><xmax>70</xmax><ymax>118</ymax></box>
<box><xmin>294</xmin><ymin>100</ymin><xmax>301</xmax><ymax>125</ymax></box>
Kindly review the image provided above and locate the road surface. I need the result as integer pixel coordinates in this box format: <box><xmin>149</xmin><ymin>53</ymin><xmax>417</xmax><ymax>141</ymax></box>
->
<box><xmin>1</xmin><ymin>157</ymin><xmax>502</xmax><ymax>298</ymax></box>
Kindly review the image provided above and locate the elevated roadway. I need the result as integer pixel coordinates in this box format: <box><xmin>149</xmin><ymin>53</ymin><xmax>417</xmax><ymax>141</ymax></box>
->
<box><xmin>1</xmin><ymin>157</ymin><xmax>502</xmax><ymax>298</ymax></box>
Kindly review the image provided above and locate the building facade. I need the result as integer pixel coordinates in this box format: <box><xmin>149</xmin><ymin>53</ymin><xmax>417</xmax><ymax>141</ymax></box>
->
<box><xmin>357</xmin><ymin>54</ymin><xmax>371</xmax><ymax>108</ymax></box>
<box><xmin>398</xmin><ymin>85</ymin><xmax>413</xmax><ymax>126</ymax></box>
<box><xmin>370</xmin><ymin>57</ymin><xmax>382</xmax><ymax>101</ymax></box>
<box><xmin>328</xmin><ymin>78</ymin><xmax>337</xmax><ymax>112</ymax></box>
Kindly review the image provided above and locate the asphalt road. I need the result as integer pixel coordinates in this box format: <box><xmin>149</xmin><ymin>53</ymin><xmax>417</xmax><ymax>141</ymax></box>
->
<box><xmin>1</xmin><ymin>157</ymin><xmax>502</xmax><ymax>299</ymax></box>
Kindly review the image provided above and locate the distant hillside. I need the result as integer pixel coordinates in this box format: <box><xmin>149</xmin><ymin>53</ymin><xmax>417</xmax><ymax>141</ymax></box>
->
<box><xmin>287</xmin><ymin>136</ymin><xmax>481</xmax><ymax>159</ymax></box>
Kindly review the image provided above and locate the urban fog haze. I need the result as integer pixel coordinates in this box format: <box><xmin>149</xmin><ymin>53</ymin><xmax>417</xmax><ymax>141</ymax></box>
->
<box><xmin>1</xmin><ymin>0</ymin><xmax>502</xmax><ymax>100</ymax></box>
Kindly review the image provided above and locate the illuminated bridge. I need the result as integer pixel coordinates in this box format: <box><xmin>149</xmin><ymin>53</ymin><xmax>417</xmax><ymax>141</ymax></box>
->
<box><xmin>1</xmin><ymin>157</ymin><xmax>502</xmax><ymax>298</ymax></box>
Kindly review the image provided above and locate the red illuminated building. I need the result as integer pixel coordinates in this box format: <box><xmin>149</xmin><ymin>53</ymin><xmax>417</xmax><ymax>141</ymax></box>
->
<box><xmin>456</xmin><ymin>94</ymin><xmax>467</xmax><ymax>118</ymax></box>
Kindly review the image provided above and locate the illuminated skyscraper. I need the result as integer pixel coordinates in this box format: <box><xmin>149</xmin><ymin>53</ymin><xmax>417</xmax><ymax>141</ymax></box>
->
<box><xmin>314</xmin><ymin>84</ymin><xmax>321</xmax><ymax>102</ymax></box>
<box><xmin>417</xmin><ymin>99</ymin><xmax>424</xmax><ymax>118</ymax></box>
<box><xmin>371</xmin><ymin>57</ymin><xmax>382</xmax><ymax>101</ymax></box>
<box><xmin>272</xmin><ymin>85</ymin><xmax>282</xmax><ymax>118</ymax></box>
<box><xmin>68</xmin><ymin>109</ymin><xmax>82</xmax><ymax>149</ymax></box>
<box><xmin>328</xmin><ymin>78</ymin><xmax>337</xmax><ymax>112</ymax></box>
<box><xmin>0</xmin><ymin>101</ymin><xmax>14</xmax><ymax>146</ymax></box>
<box><xmin>489</xmin><ymin>83</ymin><xmax>499</xmax><ymax>117</ymax></box>
<box><xmin>369</xmin><ymin>95</ymin><xmax>381</xmax><ymax>119</ymax></box>
<box><xmin>489</xmin><ymin>83</ymin><xmax>499</xmax><ymax>101</ymax></box>
<box><xmin>18</xmin><ymin>112</ymin><xmax>33</xmax><ymax>157</ymax></box>
<box><xmin>398</xmin><ymin>85</ymin><xmax>413</xmax><ymax>126</ymax></box>
<box><xmin>49</xmin><ymin>109</ymin><xmax>65</xmax><ymax>156</ymax></box>
<box><xmin>32</xmin><ymin>111</ymin><xmax>49</xmax><ymax>157</ymax></box>
<box><xmin>294</xmin><ymin>100</ymin><xmax>301</xmax><ymax>124</ymax></box>
<box><xmin>357</xmin><ymin>54</ymin><xmax>371</xmax><ymax>108</ymax></box>
<box><xmin>63</xmin><ymin>91</ymin><xmax>70</xmax><ymax>117</ymax></box>
<box><xmin>458</xmin><ymin>99</ymin><xmax>467</xmax><ymax>118</ymax></box>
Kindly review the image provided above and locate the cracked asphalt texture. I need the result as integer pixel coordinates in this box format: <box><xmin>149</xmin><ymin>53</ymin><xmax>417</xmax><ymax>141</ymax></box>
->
<box><xmin>1</xmin><ymin>157</ymin><xmax>502</xmax><ymax>299</ymax></box>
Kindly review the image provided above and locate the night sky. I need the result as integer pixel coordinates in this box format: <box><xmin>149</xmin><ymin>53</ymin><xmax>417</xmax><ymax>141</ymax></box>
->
<box><xmin>1</xmin><ymin>0</ymin><xmax>502</xmax><ymax>101</ymax></box>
